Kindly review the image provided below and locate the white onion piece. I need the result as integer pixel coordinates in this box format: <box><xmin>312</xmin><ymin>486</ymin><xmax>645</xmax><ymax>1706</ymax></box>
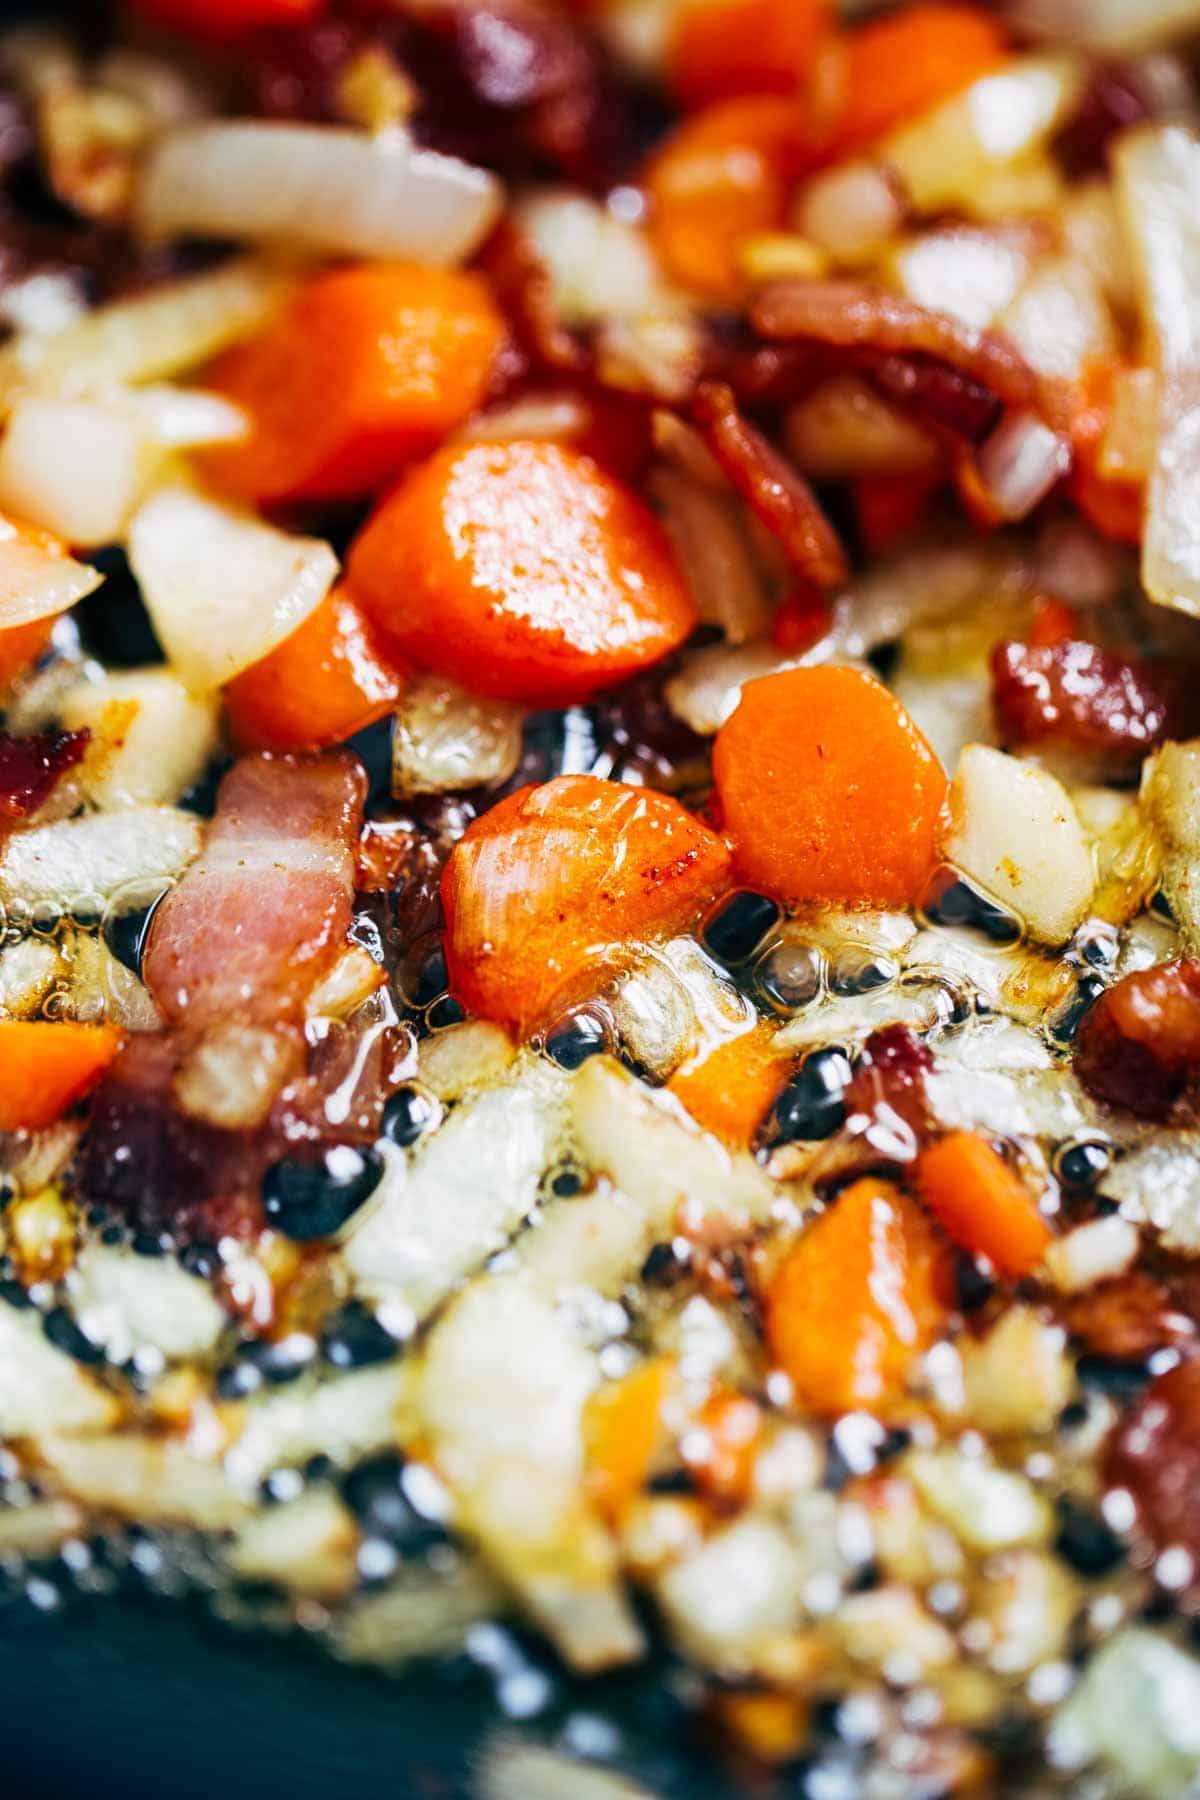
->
<box><xmin>0</xmin><ymin>397</ymin><xmax>157</xmax><ymax>547</ymax></box>
<box><xmin>516</xmin><ymin>190</ymin><xmax>669</xmax><ymax>324</ymax></box>
<box><xmin>975</xmin><ymin>411</ymin><xmax>1071</xmax><ymax>521</ymax></box>
<box><xmin>649</xmin><ymin>465</ymin><xmax>774</xmax><ymax>645</ymax></box>
<box><xmin>784</xmin><ymin>374</ymin><xmax>940</xmax><ymax>478</ymax></box>
<box><xmin>128</xmin><ymin>485</ymin><xmax>337</xmax><ymax>691</ymax></box>
<box><xmin>59</xmin><ymin>667</ymin><xmax>220</xmax><ymax>808</ymax></box>
<box><xmin>392</xmin><ymin>675</ymin><xmax>525</xmax><ymax>798</ymax></box>
<box><xmin>0</xmin><ymin>258</ymin><xmax>293</xmax><ymax>411</ymax></box>
<box><xmin>1010</xmin><ymin>0</ymin><xmax>1200</xmax><ymax>53</ymax></box>
<box><xmin>888</xmin><ymin>225</ymin><xmax>1041</xmax><ymax>330</ymax></box>
<box><xmin>138</xmin><ymin>122</ymin><xmax>503</xmax><ymax>267</ymax></box>
<box><xmin>0</xmin><ymin>512</ymin><xmax>102</xmax><ymax>628</ymax></box>
<box><xmin>1117</xmin><ymin>124</ymin><xmax>1200</xmax><ymax>615</ymax></box>
<box><xmin>999</xmin><ymin>255</ymin><xmax>1117</xmax><ymax>381</ymax></box>
<box><xmin>794</xmin><ymin>160</ymin><xmax>905</xmax><ymax>264</ymax></box>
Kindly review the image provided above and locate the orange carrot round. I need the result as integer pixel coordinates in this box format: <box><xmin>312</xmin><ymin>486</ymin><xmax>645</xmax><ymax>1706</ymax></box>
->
<box><xmin>916</xmin><ymin>1130</ymin><xmax>1052</xmax><ymax>1279</ymax></box>
<box><xmin>832</xmin><ymin>3</ymin><xmax>1009</xmax><ymax>155</ymax></box>
<box><xmin>200</xmin><ymin>263</ymin><xmax>505</xmax><ymax>505</ymax></box>
<box><xmin>441</xmin><ymin>774</ymin><xmax>733</xmax><ymax>1032</ymax></box>
<box><xmin>644</xmin><ymin>98</ymin><xmax>808</xmax><ymax>300</ymax></box>
<box><xmin>348</xmin><ymin>441</ymin><xmax>697</xmax><ymax>705</ymax></box>
<box><xmin>712</xmin><ymin>665</ymin><xmax>947</xmax><ymax>908</ymax></box>
<box><xmin>765</xmin><ymin>1176</ymin><xmax>946</xmax><ymax>1416</ymax></box>
<box><xmin>666</xmin><ymin>0</ymin><xmax>832</xmax><ymax>109</ymax></box>
<box><xmin>668</xmin><ymin>1021</ymin><xmax>791</xmax><ymax>1145</ymax></box>
<box><xmin>224</xmin><ymin>586</ymin><xmax>404</xmax><ymax>754</ymax></box>
<box><xmin>0</xmin><ymin>1021</ymin><xmax>124</xmax><ymax>1133</ymax></box>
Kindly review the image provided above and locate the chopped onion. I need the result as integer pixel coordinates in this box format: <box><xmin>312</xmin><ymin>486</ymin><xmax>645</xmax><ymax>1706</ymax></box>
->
<box><xmin>1010</xmin><ymin>0</ymin><xmax>1200</xmax><ymax>53</ymax></box>
<box><xmin>0</xmin><ymin>806</ymin><xmax>202</xmax><ymax>912</ymax></box>
<box><xmin>975</xmin><ymin>411</ymin><xmax>1071</xmax><ymax>521</ymax></box>
<box><xmin>59</xmin><ymin>668</ymin><xmax>220</xmax><ymax>809</ymax></box>
<box><xmin>65</xmin><ymin>1242</ymin><xmax>226</xmax><ymax>1363</ymax></box>
<box><xmin>137</xmin><ymin>122</ymin><xmax>503</xmax><ymax>267</ymax></box>
<box><xmin>392</xmin><ymin>676</ymin><xmax>525</xmax><ymax>798</ymax></box>
<box><xmin>1062</xmin><ymin>178</ymin><xmax>1137</xmax><ymax>314</ymax></box>
<box><xmin>649</xmin><ymin>465</ymin><xmax>774</xmax><ymax>645</ymax></box>
<box><xmin>0</xmin><ymin>513</ymin><xmax>102</xmax><ymax>628</ymax></box>
<box><xmin>0</xmin><ymin>258</ymin><xmax>293</xmax><ymax>411</ymax></box>
<box><xmin>1043</xmin><ymin>1215</ymin><xmax>1140</xmax><ymax>1294</ymax></box>
<box><xmin>793</xmin><ymin>160</ymin><xmax>905</xmax><ymax>265</ymax></box>
<box><xmin>784</xmin><ymin>374</ymin><xmax>941</xmax><ymax>478</ymax></box>
<box><xmin>888</xmin><ymin>224</ymin><xmax>1043</xmax><ymax>331</ymax></box>
<box><xmin>228</xmin><ymin>1490</ymin><xmax>359</xmax><ymax>1601</ymax></box>
<box><xmin>515</xmin><ymin>190</ymin><xmax>670</xmax><ymax>325</ymax></box>
<box><xmin>39</xmin><ymin>1435</ymin><xmax>251</xmax><ymax>1530</ymax></box>
<box><xmin>128</xmin><ymin>485</ymin><xmax>337</xmax><ymax>691</ymax></box>
<box><xmin>1048</xmin><ymin>1630</ymin><xmax>1200</xmax><ymax>1795</ymax></box>
<box><xmin>1117</xmin><ymin>125</ymin><xmax>1200</xmax><ymax>615</ymax></box>
<box><xmin>0</xmin><ymin>1304</ymin><xmax>119</xmax><ymax>1437</ymax></box>
<box><xmin>883</xmin><ymin>54</ymin><xmax>1088</xmax><ymax>216</ymax></box>
<box><xmin>1100</xmin><ymin>364</ymin><xmax>1159</xmax><ymax>479</ymax></box>
<box><xmin>999</xmin><ymin>256</ymin><xmax>1117</xmax><ymax>382</ymax></box>
<box><xmin>0</xmin><ymin>397</ymin><xmax>158</xmax><ymax>547</ymax></box>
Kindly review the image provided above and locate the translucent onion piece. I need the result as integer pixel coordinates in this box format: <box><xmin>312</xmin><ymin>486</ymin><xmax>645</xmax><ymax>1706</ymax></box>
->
<box><xmin>137</xmin><ymin>122</ymin><xmax>503</xmax><ymax>267</ymax></box>
<box><xmin>975</xmin><ymin>410</ymin><xmax>1071</xmax><ymax>521</ymax></box>
<box><xmin>999</xmin><ymin>256</ymin><xmax>1117</xmax><ymax>382</ymax></box>
<box><xmin>1099</xmin><ymin>364</ymin><xmax>1159</xmax><ymax>479</ymax></box>
<box><xmin>1010</xmin><ymin>0</ymin><xmax>1200</xmax><ymax>54</ymax></box>
<box><xmin>391</xmin><ymin>675</ymin><xmax>525</xmax><ymax>798</ymax></box>
<box><xmin>794</xmin><ymin>161</ymin><xmax>904</xmax><ymax>265</ymax></box>
<box><xmin>0</xmin><ymin>397</ymin><xmax>158</xmax><ymax>547</ymax></box>
<box><xmin>784</xmin><ymin>374</ymin><xmax>941</xmax><ymax>478</ymax></box>
<box><xmin>1117</xmin><ymin>124</ymin><xmax>1200</xmax><ymax>615</ymax></box>
<box><xmin>0</xmin><ymin>258</ymin><xmax>293</xmax><ymax>412</ymax></box>
<box><xmin>888</xmin><ymin>224</ymin><xmax>1042</xmax><ymax>331</ymax></box>
<box><xmin>649</xmin><ymin>465</ymin><xmax>774</xmax><ymax>645</ymax></box>
<box><xmin>0</xmin><ymin>512</ymin><xmax>102</xmax><ymax>628</ymax></box>
<box><xmin>515</xmin><ymin>190</ymin><xmax>669</xmax><ymax>325</ymax></box>
<box><xmin>128</xmin><ymin>485</ymin><xmax>338</xmax><ymax>691</ymax></box>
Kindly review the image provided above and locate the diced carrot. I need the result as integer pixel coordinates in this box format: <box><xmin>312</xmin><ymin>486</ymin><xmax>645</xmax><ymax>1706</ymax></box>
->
<box><xmin>687</xmin><ymin>1388</ymin><xmax>765</xmax><ymax>1503</ymax></box>
<box><xmin>0</xmin><ymin>618</ymin><xmax>52</xmax><ymax>694</ymax></box>
<box><xmin>584</xmin><ymin>1356</ymin><xmax>675</xmax><ymax>1524</ymax></box>
<box><xmin>348</xmin><ymin>440</ymin><xmax>697</xmax><ymax>705</ymax></box>
<box><xmin>644</xmin><ymin>98</ymin><xmax>809</xmax><ymax>301</ymax></box>
<box><xmin>668</xmin><ymin>1022</ymin><xmax>791</xmax><ymax>1145</ymax></box>
<box><xmin>223</xmin><ymin>586</ymin><xmax>404</xmax><ymax>754</ymax></box>
<box><xmin>764</xmin><ymin>1176</ymin><xmax>946</xmax><ymax>1416</ymax></box>
<box><xmin>666</xmin><ymin>0</ymin><xmax>832</xmax><ymax>109</ymax></box>
<box><xmin>854</xmin><ymin>472</ymin><xmax>942</xmax><ymax>554</ymax></box>
<box><xmin>832</xmin><ymin>4</ymin><xmax>1009</xmax><ymax>155</ymax></box>
<box><xmin>1026</xmin><ymin>596</ymin><xmax>1085</xmax><ymax>648</ymax></box>
<box><xmin>916</xmin><ymin>1130</ymin><xmax>1052</xmax><ymax>1279</ymax></box>
<box><xmin>712</xmin><ymin>665</ymin><xmax>947</xmax><ymax>909</ymax></box>
<box><xmin>771</xmin><ymin>589</ymin><xmax>831</xmax><ymax>654</ymax></box>
<box><xmin>441</xmin><ymin>774</ymin><xmax>733</xmax><ymax>1032</ymax></box>
<box><xmin>0</xmin><ymin>1021</ymin><xmax>124</xmax><ymax>1133</ymax></box>
<box><xmin>1067</xmin><ymin>360</ymin><xmax>1144</xmax><ymax>546</ymax></box>
<box><xmin>199</xmin><ymin>263</ymin><xmax>505</xmax><ymax>505</ymax></box>
<box><xmin>132</xmin><ymin>0</ymin><xmax>323</xmax><ymax>34</ymax></box>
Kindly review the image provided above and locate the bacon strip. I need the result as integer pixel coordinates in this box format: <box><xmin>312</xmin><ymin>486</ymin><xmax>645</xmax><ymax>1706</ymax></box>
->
<box><xmin>0</xmin><ymin>729</ymin><xmax>88</xmax><ymax>824</ymax></box>
<box><xmin>143</xmin><ymin>752</ymin><xmax>366</xmax><ymax>1028</ymax></box>
<box><xmin>690</xmin><ymin>380</ymin><xmax>849</xmax><ymax>592</ymax></box>
<box><xmin>752</xmin><ymin>279</ymin><xmax>1049</xmax><ymax>423</ymax></box>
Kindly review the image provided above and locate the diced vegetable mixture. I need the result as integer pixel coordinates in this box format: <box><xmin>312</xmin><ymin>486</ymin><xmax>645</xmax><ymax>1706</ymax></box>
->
<box><xmin>6</xmin><ymin>1</ymin><xmax>1200</xmax><ymax>1794</ymax></box>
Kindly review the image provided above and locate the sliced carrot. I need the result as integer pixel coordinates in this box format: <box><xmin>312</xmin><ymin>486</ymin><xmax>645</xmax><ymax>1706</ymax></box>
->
<box><xmin>854</xmin><ymin>472</ymin><xmax>942</xmax><ymax>555</ymax></box>
<box><xmin>668</xmin><ymin>1022</ymin><xmax>791</xmax><ymax>1145</ymax></box>
<box><xmin>223</xmin><ymin>586</ymin><xmax>404</xmax><ymax>754</ymax></box>
<box><xmin>666</xmin><ymin>0</ymin><xmax>832</xmax><ymax>109</ymax></box>
<box><xmin>916</xmin><ymin>1131</ymin><xmax>1052</xmax><ymax>1279</ymax></box>
<box><xmin>1067</xmin><ymin>360</ymin><xmax>1144</xmax><ymax>546</ymax></box>
<box><xmin>764</xmin><ymin>1176</ymin><xmax>946</xmax><ymax>1417</ymax></box>
<box><xmin>132</xmin><ymin>0</ymin><xmax>323</xmax><ymax>34</ymax></box>
<box><xmin>687</xmin><ymin>1388</ymin><xmax>765</xmax><ymax>1503</ymax></box>
<box><xmin>644</xmin><ymin>98</ymin><xmax>809</xmax><ymax>301</ymax></box>
<box><xmin>712</xmin><ymin>665</ymin><xmax>947</xmax><ymax>909</ymax></box>
<box><xmin>832</xmin><ymin>3</ymin><xmax>1009</xmax><ymax>155</ymax></box>
<box><xmin>0</xmin><ymin>1021</ymin><xmax>124</xmax><ymax>1133</ymax></box>
<box><xmin>584</xmin><ymin>1356</ymin><xmax>675</xmax><ymax>1525</ymax></box>
<box><xmin>348</xmin><ymin>440</ymin><xmax>696</xmax><ymax>705</ymax></box>
<box><xmin>441</xmin><ymin>774</ymin><xmax>733</xmax><ymax>1032</ymax></box>
<box><xmin>199</xmin><ymin>263</ymin><xmax>505</xmax><ymax>505</ymax></box>
<box><xmin>0</xmin><ymin>618</ymin><xmax>53</xmax><ymax>695</ymax></box>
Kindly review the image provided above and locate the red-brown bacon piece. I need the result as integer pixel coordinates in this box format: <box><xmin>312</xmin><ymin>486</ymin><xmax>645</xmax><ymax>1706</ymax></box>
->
<box><xmin>691</xmin><ymin>380</ymin><xmax>849</xmax><ymax>591</ymax></box>
<box><xmin>143</xmin><ymin>752</ymin><xmax>366</xmax><ymax>1029</ymax></box>
<box><xmin>0</xmin><ymin>729</ymin><xmax>88</xmax><ymax>824</ymax></box>
<box><xmin>751</xmin><ymin>279</ymin><xmax>1055</xmax><ymax>427</ymax></box>
<box><xmin>992</xmin><ymin>638</ymin><xmax>1177</xmax><ymax>770</ymax></box>
<box><xmin>1075</xmin><ymin>959</ymin><xmax>1200</xmax><ymax>1121</ymax></box>
<box><xmin>1105</xmin><ymin>1356</ymin><xmax>1200</xmax><ymax>1592</ymax></box>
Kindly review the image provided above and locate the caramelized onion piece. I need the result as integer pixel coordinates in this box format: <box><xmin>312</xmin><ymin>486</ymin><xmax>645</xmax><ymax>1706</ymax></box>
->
<box><xmin>1074</xmin><ymin>958</ymin><xmax>1200</xmax><ymax>1119</ymax></box>
<box><xmin>690</xmin><ymin>380</ymin><xmax>848</xmax><ymax>591</ymax></box>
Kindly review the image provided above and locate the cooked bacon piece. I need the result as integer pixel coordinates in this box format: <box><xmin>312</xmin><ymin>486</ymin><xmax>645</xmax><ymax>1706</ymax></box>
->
<box><xmin>1060</xmin><ymin>1271</ymin><xmax>1196</xmax><ymax>1364</ymax></box>
<box><xmin>867</xmin><ymin>352</ymin><xmax>1002</xmax><ymax>444</ymax></box>
<box><xmin>0</xmin><ymin>729</ymin><xmax>88</xmax><ymax>824</ymax></box>
<box><xmin>1105</xmin><ymin>1357</ymin><xmax>1200</xmax><ymax>1589</ymax></box>
<box><xmin>142</xmin><ymin>752</ymin><xmax>366</xmax><ymax>1028</ymax></box>
<box><xmin>691</xmin><ymin>380</ymin><xmax>848</xmax><ymax>590</ymax></box>
<box><xmin>843</xmin><ymin>1024</ymin><xmax>936</xmax><ymax>1153</ymax></box>
<box><xmin>992</xmin><ymin>639</ymin><xmax>1176</xmax><ymax>769</ymax></box>
<box><xmin>481</xmin><ymin>219</ymin><xmax>588</xmax><ymax>375</ymax></box>
<box><xmin>752</xmin><ymin>280</ymin><xmax>1046</xmax><ymax>422</ymax></box>
<box><xmin>1075</xmin><ymin>960</ymin><xmax>1200</xmax><ymax>1121</ymax></box>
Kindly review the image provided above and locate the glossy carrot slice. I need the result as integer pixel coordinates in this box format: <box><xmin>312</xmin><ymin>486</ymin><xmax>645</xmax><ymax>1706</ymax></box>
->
<box><xmin>666</xmin><ymin>0</ymin><xmax>832</xmax><ymax>108</ymax></box>
<box><xmin>200</xmin><ymin>263</ymin><xmax>505</xmax><ymax>505</ymax></box>
<box><xmin>0</xmin><ymin>1021</ymin><xmax>125</xmax><ymax>1132</ymax></box>
<box><xmin>223</xmin><ymin>587</ymin><xmax>404</xmax><ymax>753</ymax></box>
<box><xmin>584</xmin><ymin>1356</ymin><xmax>675</xmax><ymax>1524</ymax></box>
<box><xmin>668</xmin><ymin>1022</ymin><xmax>791</xmax><ymax>1145</ymax></box>
<box><xmin>348</xmin><ymin>441</ymin><xmax>696</xmax><ymax>705</ymax></box>
<box><xmin>833</xmin><ymin>3</ymin><xmax>1008</xmax><ymax>154</ymax></box>
<box><xmin>916</xmin><ymin>1131</ymin><xmax>1053</xmax><ymax>1278</ymax></box>
<box><xmin>764</xmin><ymin>1176</ymin><xmax>946</xmax><ymax>1416</ymax></box>
<box><xmin>712</xmin><ymin>665</ymin><xmax>946</xmax><ymax>908</ymax></box>
<box><xmin>441</xmin><ymin>774</ymin><xmax>733</xmax><ymax>1032</ymax></box>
